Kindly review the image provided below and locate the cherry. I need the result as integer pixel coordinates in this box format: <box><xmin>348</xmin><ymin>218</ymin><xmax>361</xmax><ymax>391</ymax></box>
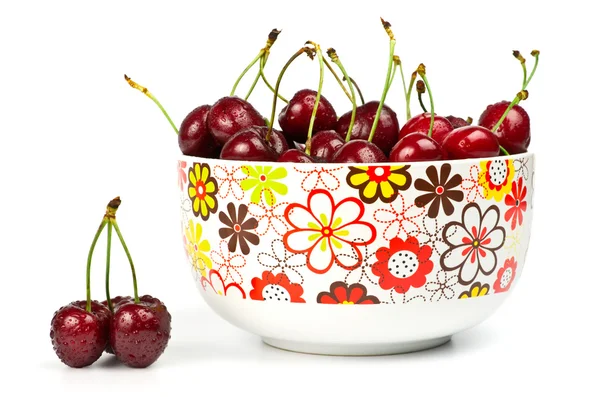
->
<box><xmin>207</xmin><ymin>96</ymin><xmax>266</xmax><ymax>145</ymax></box>
<box><xmin>110</xmin><ymin>295</ymin><xmax>172</xmax><ymax>368</ymax></box>
<box><xmin>278</xmin><ymin>149</ymin><xmax>315</xmax><ymax>163</ymax></box>
<box><xmin>331</xmin><ymin>140</ymin><xmax>388</xmax><ymax>163</ymax></box>
<box><xmin>390</xmin><ymin>132</ymin><xmax>446</xmax><ymax>162</ymax></box>
<box><xmin>220</xmin><ymin>129</ymin><xmax>278</xmax><ymax>161</ymax></box>
<box><xmin>399</xmin><ymin>113</ymin><xmax>454</xmax><ymax>144</ymax></box>
<box><xmin>445</xmin><ymin>115</ymin><xmax>473</xmax><ymax>129</ymax></box>
<box><xmin>310</xmin><ymin>130</ymin><xmax>345</xmax><ymax>162</ymax></box>
<box><xmin>50</xmin><ymin>301</ymin><xmax>110</xmax><ymax>368</ymax></box>
<box><xmin>336</xmin><ymin>102</ymin><xmax>399</xmax><ymax>154</ymax></box>
<box><xmin>178</xmin><ymin>105</ymin><xmax>220</xmax><ymax>157</ymax></box>
<box><xmin>245</xmin><ymin>125</ymin><xmax>289</xmax><ymax>155</ymax></box>
<box><xmin>278</xmin><ymin>89</ymin><xmax>337</xmax><ymax>142</ymax></box>
<box><xmin>101</xmin><ymin>296</ymin><xmax>134</xmax><ymax>354</ymax></box>
<box><xmin>442</xmin><ymin>125</ymin><xmax>500</xmax><ymax>159</ymax></box>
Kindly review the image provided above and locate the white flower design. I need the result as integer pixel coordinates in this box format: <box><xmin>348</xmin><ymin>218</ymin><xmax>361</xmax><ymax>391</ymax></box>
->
<box><xmin>373</xmin><ymin>193</ymin><xmax>425</xmax><ymax>241</ymax></box>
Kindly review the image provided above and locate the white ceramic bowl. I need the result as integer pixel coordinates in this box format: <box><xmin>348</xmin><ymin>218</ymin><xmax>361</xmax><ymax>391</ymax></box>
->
<box><xmin>178</xmin><ymin>152</ymin><xmax>534</xmax><ymax>355</ymax></box>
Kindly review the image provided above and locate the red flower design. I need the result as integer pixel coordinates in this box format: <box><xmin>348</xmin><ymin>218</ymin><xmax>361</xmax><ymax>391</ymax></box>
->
<box><xmin>493</xmin><ymin>257</ymin><xmax>518</xmax><ymax>293</ymax></box>
<box><xmin>200</xmin><ymin>269</ymin><xmax>246</xmax><ymax>299</ymax></box>
<box><xmin>178</xmin><ymin>161</ymin><xmax>187</xmax><ymax>191</ymax></box>
<box><xmin>283</xmin><ymin>189</ymin><xmax>376</xmax><ymax>274</ymax></box>
<box><xmin>372</xmin><ymin>236</ymin><xmax>434</xmax><ymax>294</ymax></box>
<box><xmin>504</xmin><ymin>177</ymin><xmax>527</xmax><ymax>230</ymax></box>
<box><xmin>249</xmin><ymin>271</ymin><xmax>305</xmax><ymax>303</ymax></box>
<box><xmin>317</xmin><ymin>281</ymin><xmax>380</xmax><ymax>304</ymax></box>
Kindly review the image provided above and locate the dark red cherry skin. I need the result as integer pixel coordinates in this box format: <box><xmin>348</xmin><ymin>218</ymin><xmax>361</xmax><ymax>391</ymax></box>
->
<box><xmin>336</xmin><ymin>101</ymin><xmax>399</xmax><ymax>154</ymax></box>
<box><xmin>110</xmin><ymin>295</ymin><xmax>171</xmax><ymax>368</ymax></box>
<box><xmin>178</xmin><ymin>105</ymin><xmax>220</xmax><ymax>158</ymax></box>
<box><xmin>478</xmin><ymin>101</ymin><xmax>530</xmax><ymax>154</ymax></box>
<box><xmin>50</xmin><ymin>301</ymin><xmax>109</xmax><ymax>368</ymax></box>
<box><xmin>220</xmin><ymin>129</ymin><xmax>278</xmax><ymax>162</ymax></box>
<box><xmin>445</xmin><ymin>115</ymin><xmax>472</xmax><ymax>129</ymax></box>
<box><xmin>331</xmin><ymin>140</ymin><xmax>388</xmax><ymax>163</ymax></box>
<box><xmin>399</xmin><ymin>113</ymin><xmax>454</xmax><ymax>144</ymax></box>
<box><xmin>390</xmin><ymin>133</ymin><xmax>446</xmax><ymax>162</ymax></box>
<box><xmin>101</xmin><ymin>296</ymin><xmax>134</xmax><ymax>354</ymax></box>
<box><xmin>310</xmin><ymin>130</ymin><xmax>345</xmax><ymax>162</ymax></box>
<box><xmin>442</xmin><ymin>126</ymin><xmax>500</xmax><ymax>159</ymax></box>
<box><xmin>247</xmin><ymin>126</ymin><xmax>289</xmax><ymax>155</ymax></box>
<box><xmin>278</xmin><ymin>149</ymin><xmax>315</xmax><ymax>163</ymax></box>
<box><xmin>207</xmin><ymin>96</ymin><xmax>266</xmax><ymax>145</ymax></box>
<box><xmin>278</xmin><ymin>89</ymin><xmax>337</xmax><ymax>143</ymax></box>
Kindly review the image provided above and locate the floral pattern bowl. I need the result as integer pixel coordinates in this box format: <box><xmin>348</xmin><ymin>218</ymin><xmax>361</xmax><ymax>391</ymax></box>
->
<box><xmin>178</xmin><ymin>152</ymin><xmax>534</xmax><ymax>355</ymax></box>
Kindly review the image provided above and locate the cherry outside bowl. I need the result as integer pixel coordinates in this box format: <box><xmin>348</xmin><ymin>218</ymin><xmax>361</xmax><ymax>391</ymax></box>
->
<box><xmin>177</xmin><ymin>153</ymin><xmax>534</xmax><ymax>355</ymax></box>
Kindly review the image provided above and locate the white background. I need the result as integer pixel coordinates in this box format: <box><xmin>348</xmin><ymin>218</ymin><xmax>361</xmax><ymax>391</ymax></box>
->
<box><xmin>1</xmin><ymin>0</ymin><xmax>598</xmax><ymax>395</ymax></box>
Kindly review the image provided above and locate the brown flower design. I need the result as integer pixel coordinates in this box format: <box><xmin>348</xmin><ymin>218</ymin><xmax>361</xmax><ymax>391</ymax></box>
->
<box><xmin>414</xmin><ymin>163</ymin><xmax>464</xmax><ymax>218</ymax></box>
<box><xmin>218</xmin><ymin>203</ymin><xmax>260</xmax><ymax>255</ymax></box>
<box><xmin>317</xmin><ymin>281</ymin><xmax>380</xmax><ymax>304</ymax></box>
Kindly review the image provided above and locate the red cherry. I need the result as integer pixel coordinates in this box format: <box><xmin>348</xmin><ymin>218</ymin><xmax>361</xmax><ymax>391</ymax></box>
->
<box><xmin>389</xmin><ymin>132</ymin><xmax>446</xmax><ymax>162</ymax></box>
<box><xmin>478</xmin><ymin>101</ymin><xmax>530</xmax><ymax>154</ymax></box>
<box><xmin>278</xmin><ymin>149</ymin><xmax>315</xmax><ymax>163</ymax></box>
<box><xmin>445</xmin><ymin>115</ymin><xmax>472</xmax><ymax>129</ymax></box>
<box><xmin>207</xmin><ymin>96</ymin><xmax>266</xmax><ymax>145</ymax></box>
<box><xmin>245</xmin><ymin>125</ymin><xmax>289</xmax><ymax>155</ymax></box>
<box><xmin>278</xmin><ymin>89</ymin><xmax>337</xmax><ymax>143</ymax></box>
<box><xmin>101</xmin><ymin>296</ymin><xmax>134</xmax><ymax>354</ymax></box>
<box><xmin>335</xmin><ymin>101</ymin><xmax>399</xmax><ymax>154</ymax></box>
<box><xmin>310</xmin><ymin>130</ymin><xmax>345</xmax><ymax>162</ymax></box>
<box><xmin>442</xmin><ymin>126</ymin><xmax>500</xmax><ymax>159</ymax></box>
<box><xmin>331</xmin><ymin>140</ymin><xmax>388</xmax><ymax>163</ymax></box>
<box><xmin>178</xmin><ymin>105</ymin><xmax>220</xmax><ymax>158</ymax></box>
<box><xmin>220</xmin><ymin>128</ymin><xmax>278</xmax><ymax>161</ymax></box>
<box><xmin>398</xmin><ymin>112</ymin><xmax>454</xmax><ymax>144</ymax></box>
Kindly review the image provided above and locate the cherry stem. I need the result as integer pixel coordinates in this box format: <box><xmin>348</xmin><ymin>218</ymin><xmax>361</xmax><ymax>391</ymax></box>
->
<box><xmin>524</xmin><ymin>50</ymin><xmax>539</xmax><ymax>89</ymax></box>
<box><xmin>417</xmin><ymin>64</ymin><xmax>436</xmax><ymax>138</ymax></box>
<box><xmin>259</xmin><ymin>54</ymin><xmax>289</xmax><ymax>103</ymax></box>
<box><xmin>466</xmin><ymin>116</ymin><xmax>473</xmax><ymax>125</ymax></box>
<box><xmin>231</xmin><ymin>50</ymin><xmax>264</xmax><ymax>97</ymax></box>
<box><xmin>111</xmin><ymin>220</ymin><xmax>140</xmax><ymax>304</ymax></box>
<box><xmin>369</xmin><ymin>18</ymin><xmax>396</xmax><ymax>142</ymax></box>
<box><xmin>343</xmin><ymin>76</ymin><xmax>365</xmax><ymax>105</ymax></box>
<box><xmin>513</xmin><ymin>50</ymin><xmax>527</xmax><ymax>91</ymax></box>
<box><xmin>267</xmin><ymin>46</ymin><xmax>314</xmax><ymax>143</ymax></box>
<box><xmin>492</xmin><ymin>90</ymin><xmax>529</xmax><ymax>155</ymax></box>
<box><xmin>416</xmin><ymin>80</ymin><xmax>428</xmax><ymax>113</ymax></box>
<box><xmin>305</xmin><ymin>42</ymin><xmax>325</xmax><ymax>155</ymax></box>
<box><xmin>124</xmin><ymin>75</ymin><xmax>179</xmax><ymax>135</ymax></box>
<box><xmin>244</xmin><ymin>53</ymin><xmax>266</xmax><ymax>100</ymax></box>
<box><xmin>85</xmin><ymin>220</ymin><xmax>107</xmax><ymax>313</ymax></box>
<box><xmin>328</xmin><ymin>48</ymin><xmax>357</xmax><ymax>142</ymax></box>
<box><xmin>105</xmin><ymin>222</ymin><xmax>113</xmax><ymax>313</ymax></box>
<box><xmin>323</xmin><ymin>58</ymin><xmax>353</xmax><ymax>103</ymax></box>
<box><xmin>405</xmin><ymin>71</ymin><xmax>417</xmax><ymax>120</ymax></box>
<box><xmin>397</xmin><ymin>56</ymin><xmax>409</xmax><ymax>113</ymax></box>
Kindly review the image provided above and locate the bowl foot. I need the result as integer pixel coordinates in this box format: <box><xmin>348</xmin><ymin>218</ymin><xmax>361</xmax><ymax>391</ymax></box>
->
<box><xmin>262</xmin><ymin>335</ymin><xmax>452</xmax><ymax>356</ymax></box>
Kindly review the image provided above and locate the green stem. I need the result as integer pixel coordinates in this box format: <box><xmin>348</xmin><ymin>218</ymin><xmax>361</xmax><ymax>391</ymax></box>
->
<box><xmin>368</xmin><ymin>38</ymin><xmax>396</xmax><ymax>142</ymax></box>
<box><xmin>231</xmin><ymin>50</ymin><xmax>264</xmax><ymax>97</ymax></box>
<box><xmin>324</xmin><ymin>58</ymin><xmax>353</xmax><ymax>103</ymax></box>
<box><xmin>244</xmin><ymin>54</ymin><xmax>264</xmax><ymax>101</ymax></box>
<box><xmin>405</xmin><ymin>71</ymin><xmax>417</xmax><ymax>120</ymax></box>
<box><xmin>417</xmin><ymin>66</ymin><xmax>436</xmax><ymax>137</ymax></box>
<box><xmin>328</xmin><ymin>48</ymin><xmax>357</xmax><ymax>142</ymax></box>
<box><xmin>513</xmin><ymin>51</ymin><xmax>527</xmax><ymax>91</ymax></box>
<box><xmin>417</xmin><ymin>80</ymin><xmax>428</xmax><ymax>113</ymax></box>
<box><xmin>389</xmin><ymin>62</ymin><xmax>398</xmax><ymax>87</ymax></box>
<box><xmin>524</xmin><ymin>50</ymin><xmax>539</xmax><ymax>89</ymax></box>
<box><xmin>259</xmin><ymin>53</ymin><xmax>289</xmax><ymax>103</ymax></box>
<box><xmin>112</xmin><ymin>220</ymin><xmax>140</xmax><ymax>303</ymax></box>
<box><xmin>346</xmin><ymin>76</ymin><xmax>365</xmax><ymax>105</ymax></box>
<box><xmin>398</xmin><ymin>59</ymin><xmax>408</xmax><ymax>111</ymax></box>
<box><xmin>105</xmin><ymin>222</ymin><xmax>113</xmax><ymax>313</ymax></box>
<box><xmin>124</xmin><ymin>75</ymin><xmax>179</xmax><ymax>135</ymax></box>
<box><xmin>500</xmin><ymin>146</ymin><xmax>510</xmax><ymax>156</ymax></box>
<box><xmin>492</xmin><ymin>90</ymin><xmax>528</xmax><ymax>134</ymax></box>
<box><xmin>305</xmin><ymin>44</ymin><xmax>325</xmax><ymax>155</ymax></box>
<box><xmin>86</xmin><ymin>220</ymin><xmax>107</xmax><ymax>313</ymax></box>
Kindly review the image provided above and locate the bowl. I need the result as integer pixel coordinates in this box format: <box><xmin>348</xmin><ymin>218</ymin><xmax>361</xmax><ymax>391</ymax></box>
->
<box><xmin>178</xmin><ymin>152</ymin><xmax>534</xmax><ymax>355</ymax></box>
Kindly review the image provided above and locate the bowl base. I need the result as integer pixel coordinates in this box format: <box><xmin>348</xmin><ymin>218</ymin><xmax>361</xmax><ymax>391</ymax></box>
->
<box><xmin>262</xmin><ymin>335</ymin><xmax>452</xmax><ymax>356</ymax></box>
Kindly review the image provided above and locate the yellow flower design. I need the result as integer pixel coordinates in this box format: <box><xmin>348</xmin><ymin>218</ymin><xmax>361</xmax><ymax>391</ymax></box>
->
<box><xmin>240</xmin><ymin>165</ymin><xmax>287</xmax><ymax>206</ymax></box>
<box><xmin>346</xmin><ymin>165</ymin><xmax>411</xmax><ymax>203</ymax></box>
<box><xmin>188</xmin><ymin>163</ymin><xmax>219</xmax><ymax>220</ymax></box>
<box><xmin>478</xmin><ymin>159</ymin><xmax>514</xmax><ymax>202</ymax></box>
<box><xmin>459</xmin><ymin>282</ymin><xmax>490</xmax><ymax>299</ymax></box>
<box><xmin>185</xmin><ymin>219</ymin><xmax>212</xmax><ymax>277</ymax></box>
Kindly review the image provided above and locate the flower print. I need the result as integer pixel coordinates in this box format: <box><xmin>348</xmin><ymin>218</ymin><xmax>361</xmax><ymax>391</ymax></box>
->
<box><xmin>317</xmin><ymin>282</ymin><xmax>380</xmax><ymax>304</ymax></box>
<box><xmin>249</xmin><ymin>271</ymin><xmax>305</xmax><ymax>303</ymax></box>
<box><xmin>257</xmin><ymin>239</ymin><xmax>306</xmax><ymax>285</ymax></box>
<box><xmin>240</xmin><ymin>165</ymin><xmax>287</xmax><ymax>206</ymax></box>
<box><xmin>184</xmin><ymin>219</ymin><xmax>212</xmax><ymax>277</ymax></box>
<box><xmin>414</xmin><ymin>163</ymin><xmax>464</xmax><ymax>218</ymax></box>
<box><xmin>210</xmin><ymin>240</ymin><xmax>247</xmax><ymax>285</ymax></box>
<box><xmin>441</xmin><ymin>203</ymin><xmax>506</xmax><ymax>285</ymax></box>
<box><xmin>504</xmin><ymin>231</ymin><xmax>522</xmax><ymax>257</ymax></box>
<box><xmin>504</xmin><ymin>177</ymin><xmax>527</xmax><ymax>230</ymax></box>
<box><xmin>418</xmin><ymin>216</ymin><xmax>453</xmax><ymax>257</ymax></box>
<box><xmin>373</xmin><ymin>193</ymin><xmax>425</xmax><ymax>241</ymax></box>
<box><xmin>343</xmin><ymin>238</ymin><xmax>381</xmax><ymax>287</ymax></box>
<box><xmin>188</xmin><ymin>162</ymin><xmax>219</xmax><ymax>220</ymax></box>
<box><xmin>372</xmin><ymin>236</ymin><xmax>434</xmax><ymax>294</ymax></box>
<box><xmin>200</xmin><ymin>269</ymin><xmax>246</xmax><ymax>299</ymax></box>
<box><xmin>213</xmin><ymin>164</ymin><xmax>246</xmax><ymax>200</ymax></box>
<box><xmin>459</xmin><ymin>282</ymin><xmax>490</xmax><ymax>299</ymax></box>
<box><xmin>294</xmin><ymin>166</ymin><xmax>343</xmax><ymax>192</ymax></box>
<box><xmin>513</xmin><ymin>157</ymin><xmax>530</xmax><ymax>181</ymax></box>
<box><xmin>218</xmin><ymin>203</ymin><xmax>260</xmax><ymax>255</ymax></box>
<box><xmin>478</xmin><ymin>159</ymin><xmax>515</xmax><ymax>202</ymax></box>
<box><xmin>178</xmin><ymin>161</ymin><xmax>188</xmax><ymax>191</ymax></box>
<box><xmin>283</xmin><ymin>189</ymin><xmax>376</xmax><ymax>274</ymax></box>
<box><xmin>461</xmin><ymin>164</ymin><xmax>486</xmax><ymax>203</ymax></box>
<box><xmin>493</xmin><ymin>257</ymin><xmax>518</xmax><ymax>293</ymax></box>
<box><xmin>248</xmin><ymin>198</ymin><xmax>290</xmax><ymax>237</ymax></box>
<box><xmin>425</xmin><ymin>270</ymin><xmax>459</xmax><ymax>302</ymax></box>
<box><xmin>346</xmin><ymin>165</ymin><xmax>411</xmax><ymax>203</ymax></box>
